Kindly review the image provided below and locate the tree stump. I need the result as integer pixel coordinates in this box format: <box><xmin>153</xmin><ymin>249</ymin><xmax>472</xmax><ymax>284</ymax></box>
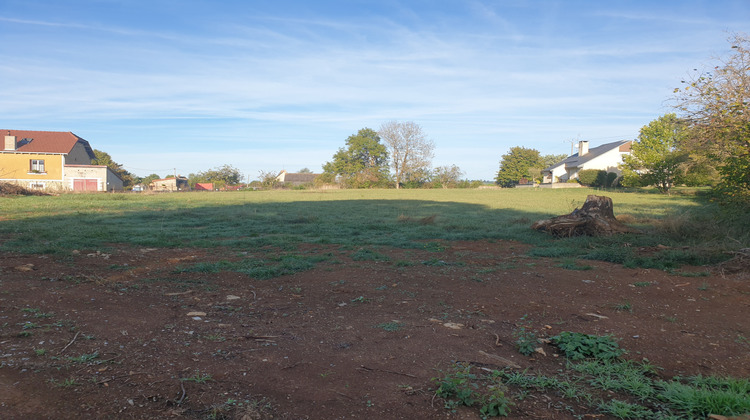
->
<box><xmin>531</xmin><ymin>195</ymin><xmax>638</xmax><ymax>237</ymax></box>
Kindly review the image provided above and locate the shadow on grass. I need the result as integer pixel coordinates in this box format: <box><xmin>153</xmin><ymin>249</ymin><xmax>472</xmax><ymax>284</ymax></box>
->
<box><xmin>0</xmin><ymin>196</ymin><xmax>734</xmax><ymax>269</ymax></box>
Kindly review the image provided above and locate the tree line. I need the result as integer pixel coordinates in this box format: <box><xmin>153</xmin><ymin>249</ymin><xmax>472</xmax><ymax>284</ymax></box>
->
<box><xmin>621</xmin><ymin>32</ymin><xmax>749</xmax><ymax>202</ymax></box>
<box><xmin>92</xmin><ymin>121</ymin><xmax>477</xmax><ymax>191</ymax></box>
<box><xmin>95</xmin><ymin>33</ymin><xmax>748</xmax><ymax>200</ymax></box>
<box><xmin>319</xmin><ymin>121</ymin><xmax>473</xmax><ymax>189</ymax></box>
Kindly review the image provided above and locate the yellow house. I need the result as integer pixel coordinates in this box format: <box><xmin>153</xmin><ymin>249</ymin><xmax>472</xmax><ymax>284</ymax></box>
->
<box><xmin>1</xmin><ymin>130</ymin><xmax>123</xmax><ymax>192</ymax></box>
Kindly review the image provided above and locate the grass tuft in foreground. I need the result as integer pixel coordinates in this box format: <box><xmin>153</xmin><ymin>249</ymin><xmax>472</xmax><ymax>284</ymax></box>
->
<box><xmin>432</xmin><ymin>331</ymin><xmax>750</xmax><ymax>418</ymax></box>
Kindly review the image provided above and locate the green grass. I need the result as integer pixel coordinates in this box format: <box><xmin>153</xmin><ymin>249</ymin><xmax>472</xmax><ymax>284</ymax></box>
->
<box><xmin>49</xmin><ymin>378</ymin><xmax>79</xmax><ymax>388</ymax></box>
<box><xmin>434</xmin><ymin>331</ymin><xmax>750</xmax><ymax>419</ymax></box>
<box><xmin>173</xmin><ymin>254</ymin><xmax>327</xmax><ymax>280</ymax></box>
<box><xmin>67</xmin><ymin>351</ymin><xmax>99</xmax><ymax>364</ymax></box>
<box><xmin>1</xmin><ymin>189</ymin><xmax>747</xmax><ymax>269</ymax></box>
<box><xmin>352</xmin><ymin>248</ymin><xmax>390</xmax><ymax>261</ymax></box>
<box><xmin>613</xmin><ymin>301</ymin><xmax>633</xmax><ymax>313</ymax></box>
<box><xmin>374</xmin><ymin>322</ymin><xmax>402</xmax><ymax>332</ymax></box>
<box><xmin>556</xmin><ymin>258</ymin><xmax>593</xmax><ymax>271</ymax></box>
<box><xmin>182</xmin><ymin>370</ymin><xmax>213</xmax><ymax>383</ymax></box>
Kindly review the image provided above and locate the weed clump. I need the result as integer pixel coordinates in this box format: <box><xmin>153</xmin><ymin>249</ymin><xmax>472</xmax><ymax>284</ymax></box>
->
<box><xmin>512</xmin><ymin>315</ymin><xmax>538</xmax><ymax>356</ymax></box>
<box><xmin>433</xmin><ymin>365</ymin><xmax>512</xmax><ymax>418</ymax></box>
<box><xmin>550</xmin><ymin>331</ymin><xmax>625</xmax><ymax>361</ymax></box>
<box><xmin>497</xmin><ymin>331</ymin><xmax>750</xmax><ymax>418</ymax></box>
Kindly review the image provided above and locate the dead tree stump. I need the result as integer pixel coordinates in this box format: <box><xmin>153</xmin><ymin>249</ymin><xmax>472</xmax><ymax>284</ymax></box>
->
<box><xmin>531</xmin><ymin>195</ymin><xmax>638</xmax><ymax>237</ymax></box>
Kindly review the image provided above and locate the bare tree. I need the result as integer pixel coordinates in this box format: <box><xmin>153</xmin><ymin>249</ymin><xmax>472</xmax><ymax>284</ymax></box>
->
<box><xmin>673</xmin><ymin>32</ymin><xmax>750</xmax><ymax>201</ymax></box>
<box><xmin>258</xmin><ymin>170</ymin><xmax>280</xmax><ymax>189</ymax></box>
<box><xmin>378</xmin><ymin>121</ymin><xmax>434</xmax><ymax>189</ymax></box>
<box><xmin>432</xmin><ymin>165</ymin><xmax>463</xmax><ymax>188</ymax></box>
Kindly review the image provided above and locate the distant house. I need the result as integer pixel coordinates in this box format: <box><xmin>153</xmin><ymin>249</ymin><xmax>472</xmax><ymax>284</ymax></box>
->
<box><xmin>275</xmin><ymin>170</ymin><xmax>318</xmax><ymax>186</ymax></box>
<box><xmin>543</xmin><ymin>140</ymin><xmax>632</xmax><ymax>184</ymax></box>
<box><xmin>0</xmin><ymin>130</ymin><xmax>123</xmax><ymax>191</ymax></box>
<box><xmin>150</xmin><ymin>176</ymin><xmax>190</xmax><ymax>192</ymax></box>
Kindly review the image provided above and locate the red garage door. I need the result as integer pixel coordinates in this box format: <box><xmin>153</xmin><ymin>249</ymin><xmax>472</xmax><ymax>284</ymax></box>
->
<box><xmin>73</xmin><ymin>179</ymin><xmax>98</xmax><ymax>191</ymax></box>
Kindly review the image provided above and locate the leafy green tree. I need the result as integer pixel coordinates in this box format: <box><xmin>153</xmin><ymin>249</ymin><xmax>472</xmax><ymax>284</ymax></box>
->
<box><xmin>138</xmin><ymin>174</ymin><xmax>161</xmax><ymax>186</ymax></box>
<box><xmin>542</xmin><ymin>154</ymin><xmax>568</xmax><ymax>168</ymax></box>
<box><xmin>621</xmin><ymin>114</ymin><xmax>688</xmax><ymax>193</ymax></box>
<box><xmin>92</xmin><ymin>149</ymin><xmax>134</xmax><ymax>188</ymax></box>
<box><xmin>322</xmin><ymin>128</ymin><xmax>390</xmax><ymax>188</ymax></box>
<box><xmin>674</xmin><ymin>33</ymin><xmax>750</xmax><ymax>202</ymax></box>
<box><xmin>495</xmin><ymin>147</ymin><xmax>543</xmax><ymax>188</ymax></box>
<box><xmin>189</xmin><ymin>165</ymin><xmax>243</xmax><ymax>189</ymax></box>
<box><xmin>526</xmin><ymin>154</ymin><xmax>568</xmax><ymax>184</ymax></box>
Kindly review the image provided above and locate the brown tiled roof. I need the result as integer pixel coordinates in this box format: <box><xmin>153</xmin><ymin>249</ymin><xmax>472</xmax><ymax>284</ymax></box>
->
<box><xmin>2</xmin><ymin>130</ymin><xmax>94</xmax><ymax>157</ymax></box>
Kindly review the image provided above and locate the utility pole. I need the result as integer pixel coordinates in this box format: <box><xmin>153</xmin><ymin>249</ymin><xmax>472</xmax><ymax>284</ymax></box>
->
<box><xmin>567</xmin><ymin>135</ymin><xmax>581</xmax><ymax>156</ymax></box>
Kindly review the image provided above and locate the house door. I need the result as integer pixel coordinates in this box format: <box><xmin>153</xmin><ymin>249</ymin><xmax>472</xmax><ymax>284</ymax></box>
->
<box><xmin>73</xmin><ymin>179</ymin><xmax>98</xmax><ymax>191</ymax></box>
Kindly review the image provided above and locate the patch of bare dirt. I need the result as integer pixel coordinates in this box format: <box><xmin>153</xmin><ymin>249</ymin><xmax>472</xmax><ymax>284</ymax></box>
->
<box><xmin>719</xmin><ymin>248</ymin><xmax>750</xmax><ymax>275</ymax></box>
<box><xmin>1</xmin><ymin>240</ymin><xmax>748</xmax><ymax>419</ymax></box>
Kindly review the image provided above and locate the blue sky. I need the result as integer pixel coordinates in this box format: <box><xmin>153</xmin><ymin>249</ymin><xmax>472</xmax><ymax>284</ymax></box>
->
<box><xmin>2</xmin><ymin>1</ymin><xmax>748</xmax><ymax>181</ymax></box>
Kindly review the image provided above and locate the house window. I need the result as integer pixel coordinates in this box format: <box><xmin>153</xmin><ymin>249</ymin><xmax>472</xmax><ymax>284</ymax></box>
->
<box><xmin>30</xmin><ymin>159</ymin><xmax>45</xmax><ymax>173</ymax></box>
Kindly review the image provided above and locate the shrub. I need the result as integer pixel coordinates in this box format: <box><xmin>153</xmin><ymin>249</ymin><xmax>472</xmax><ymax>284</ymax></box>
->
<box><xmin>606</xmin><ymin>172</ymin><xmax>618</xmax><ymax>187</ymax></box>
<box><xmin>577</xmin><ymin>169</ymin><xmax>606</xmax><ymax>187</ymax></box>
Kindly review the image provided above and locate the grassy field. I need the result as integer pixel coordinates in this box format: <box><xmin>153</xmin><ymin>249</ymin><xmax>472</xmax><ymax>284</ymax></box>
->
<box><xmin>2</xmin><ymin>187</ymin><xmax>750</xmax><ymax>419</ymax></box>
<box><xmin>1</xmin><ymin>188</ymin><xmax>747</xmax><ymax>269</ymax></box>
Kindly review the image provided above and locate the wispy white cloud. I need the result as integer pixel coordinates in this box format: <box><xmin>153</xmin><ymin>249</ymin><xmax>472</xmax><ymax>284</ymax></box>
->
<box><xmin>1</xmin><ymin>1</ymin><xmax>747</xmax><ymax>179</ymax></box>
<box><xmin>590</xmin><ymin>10</ymin><xmax>716</xmax><ymax>26</ymax></box>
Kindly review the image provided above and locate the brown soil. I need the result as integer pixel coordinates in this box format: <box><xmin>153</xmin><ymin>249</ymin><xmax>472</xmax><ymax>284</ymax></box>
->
<box><xmin>1</xmin><ymin>241</ymin><xmax>748</xmax><ymax>419</ymax></box>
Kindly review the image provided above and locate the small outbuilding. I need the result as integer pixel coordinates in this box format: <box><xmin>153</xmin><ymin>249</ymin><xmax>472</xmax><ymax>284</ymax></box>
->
<box><xmin>150</xmin><ymin>176</ymin><xmax>190</xmax><ymax>192</ymax></box>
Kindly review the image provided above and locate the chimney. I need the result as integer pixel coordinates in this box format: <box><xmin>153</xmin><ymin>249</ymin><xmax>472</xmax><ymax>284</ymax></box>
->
<box><xmin>4</xmin><ymin>134</ymin><xmax>16</xmax><ymax>151</ymax></box>
<box><xmin>578</xmin><ymin>140</ymin><xmax>589</xmax><ymax>156</ymax></box>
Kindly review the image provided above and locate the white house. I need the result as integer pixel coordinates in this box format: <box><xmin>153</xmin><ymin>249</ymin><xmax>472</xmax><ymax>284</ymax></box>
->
<box><xmin>543</xmin><ymin>140</ymin><xmax>632</xmax><ymax>184</ymax></box>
